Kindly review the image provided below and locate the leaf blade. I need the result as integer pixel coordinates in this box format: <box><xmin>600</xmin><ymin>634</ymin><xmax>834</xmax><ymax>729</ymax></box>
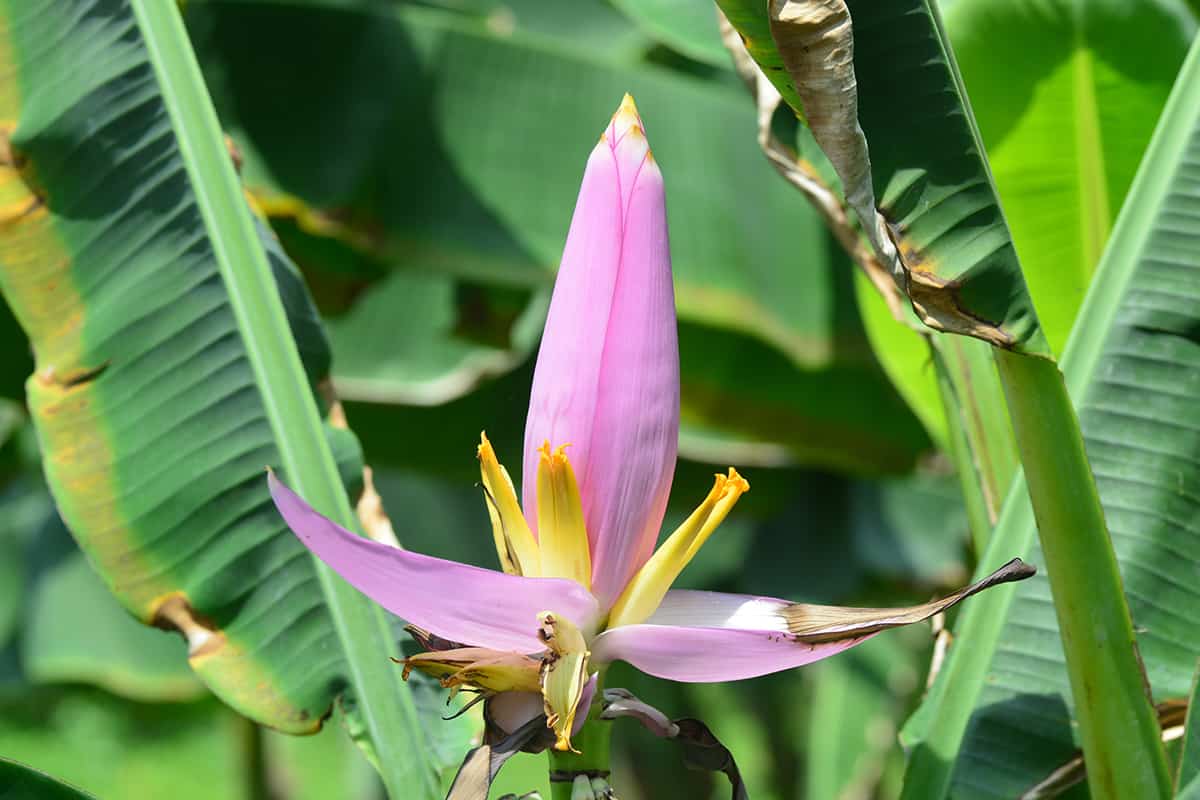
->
<box><xmin>0</xmin><ymin>1</ymin><xmax>442</xmax><ymax>795</ymax></box>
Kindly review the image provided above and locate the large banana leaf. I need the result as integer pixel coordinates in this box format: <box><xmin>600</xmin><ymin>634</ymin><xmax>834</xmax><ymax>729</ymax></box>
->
<box><xmin>717</xmin><ymin>0</ymin><xmax>1049</xmax><ymax>356</ymax></box>
<box><xmin>0</xmin><ymin>757</ymin><xmax>92</xmax><ymax>800</ymax></box>
<box><xmin>608</xmin><ymin>0</ymin><xmax>729</xmax><ymax>66</ymax></box>
<box><xmin>944</xmin><ymin>0</ymin><xmax>1193</xmax><ymax>357</ymax></box>
<box><xmin>186</xmin><ymin>0</ymin><xmax>930</xmax><ymax>474</ymax></box>
<box><xmin>905</xmin><ymin>37</ymin><xmax>1200</xmax><ymax>798</ymax></box>
<box><xmin>857</xmin><ymin>0</ymin><xmax>1192</xmax><ymax>445</ymax></box>
<box><xmin>0</xmin><ymin>2</ymin><xmax>453</xmax><ymax>795</ymax></box>
<box><xmin>0</xmin><ymin>686</ymin><xmax>380</xmax><ymax>800</ymax></box>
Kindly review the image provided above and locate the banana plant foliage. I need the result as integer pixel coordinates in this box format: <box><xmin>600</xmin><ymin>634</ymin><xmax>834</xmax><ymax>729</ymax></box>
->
<box><xmin>908</xmin><ymin>36</ymin><xmax>1200</xmax><ymax>798</ymax></box>
<box><xmin>714</xmin><ymin>0</ymin><xmax>1193</xmax><ymax>797</ymax></box>
<box><xmin>0</xmin><ymin>1</ymin><xmax>458</xmax><ymax>796</ymax></box>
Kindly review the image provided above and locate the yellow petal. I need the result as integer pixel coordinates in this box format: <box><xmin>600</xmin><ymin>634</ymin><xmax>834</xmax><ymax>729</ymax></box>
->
<box><xmin>478</xmin><ymin>432</ymin><xmax>540</xmax><ymax>576</ymax></box>
<box><xmin>535</xmin><ymin>443</ymin><xmax>592</xmax><ymax>589</ymax></box>
<box><xmin>402</xmin><ymin>646</ymin><xmax>542</xmax><ymax>695</ymax></box>
<box><xmin>607</xmin><ymin>468</ymin><xmax>749</xmax><ymax>628</ymax></box>
<box><xmin>538</xmin><ymin>611</ymin><xmax>591</xmax><ymax>752</ymax></box>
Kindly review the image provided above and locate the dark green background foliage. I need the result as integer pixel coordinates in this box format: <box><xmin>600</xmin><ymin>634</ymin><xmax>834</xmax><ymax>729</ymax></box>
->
<box><xmin>1</xmin><ymin>1</ymin><xmax>1198</xmax><ymax>799</ymax></box>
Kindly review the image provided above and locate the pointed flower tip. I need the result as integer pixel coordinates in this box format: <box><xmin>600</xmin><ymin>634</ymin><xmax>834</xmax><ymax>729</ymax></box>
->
<box><xmin>615</xmin><ymin>93</ymin><xmax>641</xmax><ymax>129</ymax></box>
<box><xmin>603</xmin><ymin>93</ymin><xmax>651</xmax><ymax>157</ymax></box>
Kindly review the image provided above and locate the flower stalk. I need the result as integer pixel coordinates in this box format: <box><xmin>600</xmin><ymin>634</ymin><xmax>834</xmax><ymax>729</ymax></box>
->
<box><xmin>548</xmin><ymin>688</ymin><xmax>614</xmax><ymax>800</ymax></box>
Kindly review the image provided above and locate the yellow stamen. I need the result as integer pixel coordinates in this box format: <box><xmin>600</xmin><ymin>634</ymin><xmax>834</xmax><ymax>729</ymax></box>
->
<box><xmin>478</xmin><ymin>432</ymin><xmax>540</xmax><ymax>576</ymax></box>
<box><xmin>535</xmin><ymin>442</ymin><xmax>592</xmax><ymax>589</ymax></box>
<box><xmin>538</xmin><ymin>611</ymin><xmax>591</xmax><ymax>752</ymax></box>
<box><xmin>607</xmin><ymin>468</ymin><xmax>749</xmax><ymax>628</ymax></box>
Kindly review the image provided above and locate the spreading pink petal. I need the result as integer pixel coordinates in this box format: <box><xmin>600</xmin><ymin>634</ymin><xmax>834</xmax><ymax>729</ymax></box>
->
<box><xmin>589</xmin><ymin>588</ymin><xmax>871</xmax><ymax>681</ymax></box>
<box><xmin>590</xmin><ymin>624</ymin><xmax>869</xmax><ymax>682</ymax></box>
<box><xmin>268</xmin><ymin>473</ymin><xmax>598</xmax><ymax>652</ymax></box>
<box><xmin>523</xmin><ymin>95</ymin><xmax>679</xmax><ymax>608</ymax></box>
<box><xmin>591</xmin><ymin>564</ymin><xmax>1036</xmax><ymax>682</ymax></box>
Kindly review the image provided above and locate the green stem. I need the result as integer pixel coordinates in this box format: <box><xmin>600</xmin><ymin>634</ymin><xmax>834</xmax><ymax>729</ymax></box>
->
<box><xmin>548</xmin><ymin>711</ymin><xmax>613</xmax><ymax>800</ymax></box>
<box><xmin>993</xmin><ymin>349</ymin><xmax>1171</xmax><ymax>800</ymax></box>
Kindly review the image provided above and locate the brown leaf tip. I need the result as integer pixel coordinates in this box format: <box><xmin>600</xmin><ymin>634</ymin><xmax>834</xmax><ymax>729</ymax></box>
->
<box><xmin>985</xmin><ymin>557</ymin><xmax>1037</xmax><ymax>587</ymax></box>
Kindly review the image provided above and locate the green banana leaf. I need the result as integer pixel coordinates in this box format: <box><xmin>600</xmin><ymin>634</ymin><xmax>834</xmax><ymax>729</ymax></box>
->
<box><xmin>1179</xmin><ymin>663</ymin><xmax>1200</xmax><ymax>795</ymax></box>
<box><xmin>22</xmin><ymin>543</ymin><xmax>202</xmax><ymax>703</ymax></box>
<box><xmin>0</xmin><ymin>687</ymin><xmax>381</xmax><ymax>800</ymax></box>
<box><xmin>905</xmin><ymin>36</ymin><xmax>1200</xmax><ymax>798</ymax></box>
<box><xmin>608</xmin><ymin>0</ymin><xmax>729</xmax><ymax>66</ymax></box>
<box><xmin>856</xmin><ymin>0</ymin><xmax>1192</xmax><ymax>445</ymax></box>
<box><xmin>945</xmin><ymin>0</ymin><xmax>1193</xmax><ymax>357</ymax></box>
<box><xmin>717</xmin><ymin>0</ymin><xmax>1049</xmax><ymax>357</ymax></box>
<box><xmin>0</xmin><ymin>2</ymin><xmax>458</xmax><ymax>795</ymax></box>
<box><xmin>422</xmin><ymin>0</ymin><xmax>655</xmax><ymax>63</ymax></box>
<box><xmin>0</xmin><ymin>757</ymin><xmax>93</xmax><ymax>800</ymax></box>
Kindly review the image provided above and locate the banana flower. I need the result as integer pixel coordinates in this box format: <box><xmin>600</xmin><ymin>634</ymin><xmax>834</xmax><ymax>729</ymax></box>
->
<box><xmin>269</xmin><ymin>96</ymin><xmax>1033</xmax><ymax>760</ymax></box>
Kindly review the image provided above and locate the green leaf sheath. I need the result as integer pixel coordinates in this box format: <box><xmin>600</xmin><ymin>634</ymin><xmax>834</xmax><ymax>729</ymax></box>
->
<box><xmin>0</xmin><ymin>2</ymin><xmax>437</xmax><ymax>796</ymax></box>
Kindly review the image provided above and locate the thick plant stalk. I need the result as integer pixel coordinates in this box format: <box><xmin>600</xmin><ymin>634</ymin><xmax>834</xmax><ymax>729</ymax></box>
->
<box><xmin>994</xmin><ymin>350</ymin><xmax>1171</xmax><ymax>799</ymax></box>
